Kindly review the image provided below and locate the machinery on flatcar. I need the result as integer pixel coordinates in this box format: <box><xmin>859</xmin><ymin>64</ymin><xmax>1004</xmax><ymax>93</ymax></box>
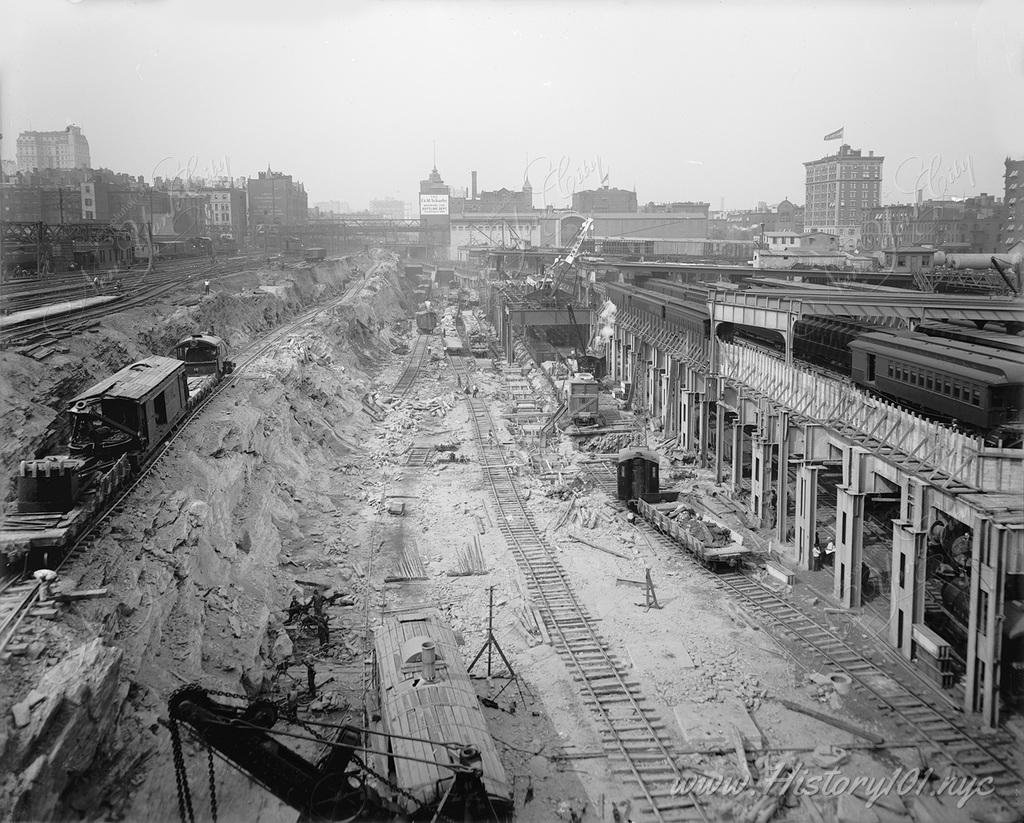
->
<box><xmin>66</xmin><ymin>357</ymin><xmax>191</xmax><ymax>464</ymax></box>
<box><xmin>1</xmin><ymin>337</ymin><xmax>233</xmax><ymax>569</ymax></box>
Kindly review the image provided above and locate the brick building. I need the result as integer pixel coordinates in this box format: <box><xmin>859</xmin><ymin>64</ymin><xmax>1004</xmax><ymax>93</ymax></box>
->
<box><xmin>861</xmin><ymin>195</ymin><xmax>1003</xmax><ymax>253</ymax></box>
<box><xmin>573</xmin><ymin>186</ymin><xmax>637</xmax><ymax>214</ymax></box>
<box><xmin>1001</xmin><ymin>157</ymin><xmax>1023</xmax><ymax>249</ymax></box>
<box><xmin>804</xmin><ymin>143</ymin><xmax>883</xmax><ymax>249</ymax></box>
<box><xmin>248</xmin><ymin>169</ymin><xmax>308</xmax><ymax>230</ymax></box>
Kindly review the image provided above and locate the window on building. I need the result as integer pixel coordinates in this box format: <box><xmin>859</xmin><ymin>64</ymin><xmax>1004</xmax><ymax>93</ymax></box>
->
<box><xmin>897</xmin><ymin>256</ymin><xmax>906</xmax><ymax>266</ymax></box>
<box><xmin>953</xmin><ymin>385</ymin><xmax>962</xmax><ymax>401</ymax></box>
<box><xmin>972</xmin><ymin>388</ymin><xmax>981</xmax><ymax>406</ymax></box>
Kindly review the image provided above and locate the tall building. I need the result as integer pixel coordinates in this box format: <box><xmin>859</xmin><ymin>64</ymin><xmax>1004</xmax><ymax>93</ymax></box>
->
<box><xmin>419</xmin><ymin>166</ymin><xmax>451</xmax><ymax>252</ymax></box>
<box><xmin>573</xmin><ymin>186</ymin><xmax>637</xmax><ymax>214</ymax></box>
<box><xmin>1002</xmin><ymin>157</ymin><xmax>1023</xmax><ymax>250</ymax></box>
<box><xmin>248</xmin><ymin>169</ymin><xmax>308</xmax><ymax>229</ymax></box>
<box><xmin>204</xmin><ymin>187</ymin><xmax>248</xmax><ymax>242</ymax></box>
<box><xmin>804</xmin><ymin>143</ymin><xmax>883</xmax><ymax>249</ymax></box>
<box><xmin>16</xmin><ymin>125</ymin><xmax>91</xmax><ymax>172</ymax></box>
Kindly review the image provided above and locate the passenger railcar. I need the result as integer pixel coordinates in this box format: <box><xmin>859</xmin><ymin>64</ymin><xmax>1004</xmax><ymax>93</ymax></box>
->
<box><xmin>369</xmin><ymin>608</ymin><xmax>512</xmax><ymax>820</ymax></box>
<box><xmin>849</xmin><ymin>332</ymin><xmax>1024</xmax><ymax>432</ymax></box>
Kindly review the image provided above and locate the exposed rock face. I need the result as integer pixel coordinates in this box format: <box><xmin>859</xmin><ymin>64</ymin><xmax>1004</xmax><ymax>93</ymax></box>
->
<box><xmin>6</xmin><ymin>639</ymin><xmax>123</xmax><ymax>822</ymax></box>
<box><xmin>0</xmin><ymin>253</ymin><xmax>410</xmax><ymax>821</ymax></box>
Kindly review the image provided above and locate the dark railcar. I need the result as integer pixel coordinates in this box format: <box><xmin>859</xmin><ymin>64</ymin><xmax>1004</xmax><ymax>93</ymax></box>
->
<box><xmin>616</xmin><ymin>447</ymin><xmax>660</xmax><ymax>501</ymax></box>
<box><xmin>173</xmin><ymin>333</ymin><xmax>235</xmax><ymax>377</ymax></box>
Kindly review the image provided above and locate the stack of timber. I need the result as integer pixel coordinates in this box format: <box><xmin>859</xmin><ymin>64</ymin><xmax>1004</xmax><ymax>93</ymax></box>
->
<box><xmin>913</xmin><ymin>624</ymin><xmax>955</xmax><ymax>689</ymax></box>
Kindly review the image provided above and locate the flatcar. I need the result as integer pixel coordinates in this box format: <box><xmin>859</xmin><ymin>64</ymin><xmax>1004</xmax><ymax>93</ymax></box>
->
<box><xmin>849</xmin><ymin>331</ymin><xmax>1024</xmax><ymax>433</ymax></box>
<box><xmin>617</xmin><ymin>449</ymin><xmax>748</xmax><ymax>568</ymax></box>
<box><xmin>1</xmin><ymin>339</ymin><xmax>233</xmax><ymax>569</ymax></box>
<box><xmin>443</xmin><ymin>335</ymin><xmax>466</xmax><ymax>356</ymax></box>
<box><xmin>368</xmin><ymin>608</ymin><xmax>512</xmax><ymax>820</ymax></box>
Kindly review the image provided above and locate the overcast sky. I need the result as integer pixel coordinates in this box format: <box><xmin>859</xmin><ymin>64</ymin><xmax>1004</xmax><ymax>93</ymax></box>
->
<box><xmin>2</xmin><ymin>0</ymin><xmax>1022</xmax><ymax>211</ymax></box>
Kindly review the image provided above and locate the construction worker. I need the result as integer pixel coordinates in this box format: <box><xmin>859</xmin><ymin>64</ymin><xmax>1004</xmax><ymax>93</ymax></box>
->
<box><xmin>204</xmin><ymin>278</ymin><xmax>211</xmax><ymax>295</ymax></box>
<box><xmin>472</xmin><ymin>385</ymin><xmax>479</xmax><ymax>397</ymax></box>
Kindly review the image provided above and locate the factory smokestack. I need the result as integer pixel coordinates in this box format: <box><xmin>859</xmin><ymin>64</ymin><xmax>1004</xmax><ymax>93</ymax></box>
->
<box><xmin>471</xmin><ymin>171</ymin><xmax>477</xmax><ymax>200</ymax></box>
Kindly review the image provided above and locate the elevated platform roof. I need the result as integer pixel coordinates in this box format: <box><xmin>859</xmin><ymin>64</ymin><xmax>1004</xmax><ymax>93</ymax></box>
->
<box><xmin>708</xmin><ymin>287</ymin><xmax>1024</xmax><ymax>329</ymax></box>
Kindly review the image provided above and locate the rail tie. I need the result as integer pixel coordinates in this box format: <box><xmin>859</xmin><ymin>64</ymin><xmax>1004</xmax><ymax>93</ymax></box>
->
<box><xmin>462</xmin><ymin>393</ymin><xmax>703</xmax><ymax>822</ymax></box>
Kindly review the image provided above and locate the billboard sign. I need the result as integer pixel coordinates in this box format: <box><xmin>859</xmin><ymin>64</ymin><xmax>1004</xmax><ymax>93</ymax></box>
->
<box><xmin>419</xmin><ymin>194</ymin><xmax>449</xmax><ymax>216</ymax></box>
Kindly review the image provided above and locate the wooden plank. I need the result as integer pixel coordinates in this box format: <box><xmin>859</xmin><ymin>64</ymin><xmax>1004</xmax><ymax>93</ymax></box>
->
<box><xmin>775</xmin><ymin>698</ymin><xmax>884</xmax><ymax>744</ymax></box>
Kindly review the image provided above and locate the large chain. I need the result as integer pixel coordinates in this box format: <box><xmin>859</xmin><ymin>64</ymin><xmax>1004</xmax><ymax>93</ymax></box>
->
<box><xmin>168</xmin><ymin>717</ymin><xmax>196</xmax><ymax>823</ymax></box>
<box><xmin>206</xmin><ymin>743</ymin><xmax>218</xmax><ymax>823</ymax></box>
<box><xmin>169</xmin><ymin>684</ymin><xmax>466</xmax><ymax>823</ymax></box>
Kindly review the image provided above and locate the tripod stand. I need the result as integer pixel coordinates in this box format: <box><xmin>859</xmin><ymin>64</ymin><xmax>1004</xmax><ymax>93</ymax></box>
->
<box><xmin>467</xmin><ymin>586</ymin><xmax>529</xmax><ymax>706</ymax></box>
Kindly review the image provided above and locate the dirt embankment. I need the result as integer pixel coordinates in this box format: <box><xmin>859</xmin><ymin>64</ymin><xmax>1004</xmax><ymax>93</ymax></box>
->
<box><xmin>0</xmin><ymin>253</ymin><xmax>412</xmax><ymax>822</ymax></box>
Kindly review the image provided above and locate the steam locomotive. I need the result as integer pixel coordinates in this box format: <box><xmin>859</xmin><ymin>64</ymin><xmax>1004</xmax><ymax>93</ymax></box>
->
<box><xmin>0</xmin><ymin>334</ymin><xmax>234</xmax><ymax>569</ymax></box>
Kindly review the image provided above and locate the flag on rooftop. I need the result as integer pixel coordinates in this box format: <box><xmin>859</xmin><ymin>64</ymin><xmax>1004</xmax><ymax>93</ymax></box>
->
<box><xmin>824</xmin><ymin>127</ymin><xmax>844</xmax><ymax>141</ymax></box>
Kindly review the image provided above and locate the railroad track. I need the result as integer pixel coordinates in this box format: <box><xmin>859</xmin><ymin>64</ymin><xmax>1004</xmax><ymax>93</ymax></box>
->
<box><xmin>390</xmin><ymin>333</ymin><xmax>432</xmax><ymax>399</ymax></box>
<box><xmin>0</xmin><ymin>255</ymin><xmax>265</xmax><ymax>347</ymax></box>
<box><xmin>462</xmin><ymin>395</ymin><xmax>705</xmax><ymax>822</ymax></box>
<box><xmin>586</xmin><ymin>460</ymin><xmax>1024</xmax><ymax>803</ymax></box>
<box><xmin>0</xmin><ymin>265</ymin><xmax>380</xmax><ymax>658</ymax></box>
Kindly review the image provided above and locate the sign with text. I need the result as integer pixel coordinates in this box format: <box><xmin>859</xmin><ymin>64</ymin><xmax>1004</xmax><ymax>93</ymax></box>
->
<box><xmin>419</xmin><ymin>194</ymin><xmax>449</xmax><ymax>216</ymax></box>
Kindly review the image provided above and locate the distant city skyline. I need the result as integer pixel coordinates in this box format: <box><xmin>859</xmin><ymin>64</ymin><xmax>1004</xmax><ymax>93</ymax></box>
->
<box><xmin>2</xmin><ymin>0</ymin><xmax>1021</xmax><ymax>211</ymax></box>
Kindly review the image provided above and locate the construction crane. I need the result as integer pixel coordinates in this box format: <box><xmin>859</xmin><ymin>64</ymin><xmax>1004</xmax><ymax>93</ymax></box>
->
<box><xmin>547</xmin><ymin>217</ymin><xmax>594</xmax><ymax>297</ymax></box>
<box><xmin>566</xmin><ymin>302</ymin><xmax>603</xmax><ymax>378</ymax></box>
<box><xmin>164</xmin><ymin>685</ymin><xmax>498</xmax><ymax>823</ymax></box>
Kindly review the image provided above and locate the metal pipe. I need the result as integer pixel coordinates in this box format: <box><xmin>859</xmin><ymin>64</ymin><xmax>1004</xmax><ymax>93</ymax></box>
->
<box><xmin>421</xmin><ymin>640</ymin><xmax>436</xmax><ymax>682</ymax></box>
